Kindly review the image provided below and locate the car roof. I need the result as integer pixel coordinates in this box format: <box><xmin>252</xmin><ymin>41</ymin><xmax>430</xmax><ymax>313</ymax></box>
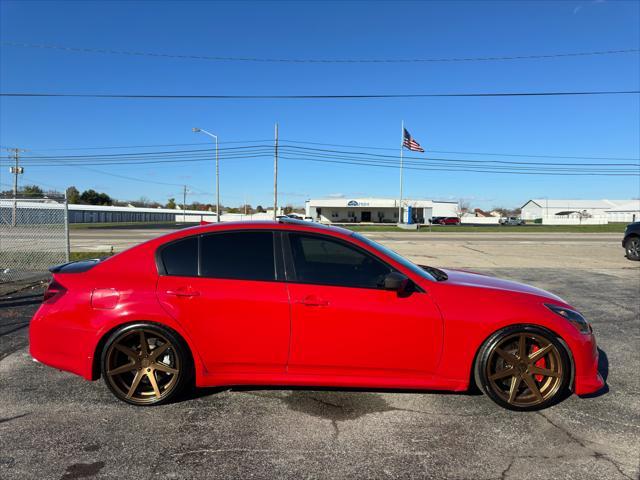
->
<box><xmin>182</xmin><ymin>218</ymin><xmax>355</xmax><ymax>237</ymax></box>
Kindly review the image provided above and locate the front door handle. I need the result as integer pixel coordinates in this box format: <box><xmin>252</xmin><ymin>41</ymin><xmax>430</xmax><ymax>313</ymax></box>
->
<box><xmin>165</xmin><ymin>289</ymin><xmax>200</xmax><ymax>297</ymax></box>
<box><xmin>297</xmin><ymin>296</ymin><xmax>329</xmax><ymax>307</ymax></box>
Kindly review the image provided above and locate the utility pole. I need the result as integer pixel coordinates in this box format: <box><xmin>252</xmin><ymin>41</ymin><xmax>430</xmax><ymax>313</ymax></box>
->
<box><xmin>398</xmin><ymin>120</ymin><xmax>404</xmax><ymax>224</ymax></box>
<box><xmin>7</xmin><ymin>148</ymin><xmax>25</xmax><ymax>227</ymax></box>
<box><xmin>63</xmin><ymin>190</ymin><xmax>70</xmax><ymax>262</ymax></box>
<box><xmin>183</xmin><ymin>185</ymin><xmax>187</xmax><ymax>223</ymax></box>
<box><xmin>273</xmin><ymin>122</ymin><xmax>279</xmax><ymax>221</ymax></box>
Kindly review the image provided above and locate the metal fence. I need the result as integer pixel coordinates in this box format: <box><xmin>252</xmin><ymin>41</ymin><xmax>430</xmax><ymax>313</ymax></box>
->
<box><xmin>0</xmin><ymin>195</ymin><xmax>70</xmax><ymax>285</ymax></box>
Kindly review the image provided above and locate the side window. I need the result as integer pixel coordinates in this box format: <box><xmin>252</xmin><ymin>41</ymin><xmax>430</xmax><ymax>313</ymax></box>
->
<box><xmin>160</xmin><ymin>236</ymin><xmax>198</xmax><ymax>277</ymax></box>
<box><xmin>200</xmin><ymin>231</ymin><xmax>275</xmax><ymax>281</ymax></box>
<box><xmin>288</xmin><ymin>234</ymin><xmax>391</xmax><ymax>288</ymax></box>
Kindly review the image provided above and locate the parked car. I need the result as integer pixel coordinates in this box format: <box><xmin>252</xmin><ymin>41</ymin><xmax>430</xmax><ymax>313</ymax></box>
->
<box><xmin>499</xmin><ymin>217</ymin><xmax>525</xmax><ymax>226</ymax></box>
<box><xmin>30</xmin><ymin>218</ymin><xmax>603</xmax><ymax>410</ymax></box>
<box><xmin>622</xmin><ymin>222</ymin><xmax>640</xmax><ymax>261</ymax></box>
<box><xmin>435</xmin><ymin>217</ymin><xmax>461</xmax><ymax>225</ymax></box>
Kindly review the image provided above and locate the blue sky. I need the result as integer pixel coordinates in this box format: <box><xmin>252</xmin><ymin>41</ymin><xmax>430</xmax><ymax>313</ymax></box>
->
<box><xmin>1</xmin><ymin>0</ymin><xmax>639</xmax><ymax>209</ymax></box>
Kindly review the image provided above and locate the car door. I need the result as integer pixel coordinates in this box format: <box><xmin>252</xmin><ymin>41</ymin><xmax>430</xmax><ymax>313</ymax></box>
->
<box><xmin>284</xmin><ymin>232</ymin><xmax>442</xmax><ymax>377</ymax></box>
<box><xmin>156</xmin><ymin>230</ymin><xmax>290</xmax><ymax>374</ymax></box>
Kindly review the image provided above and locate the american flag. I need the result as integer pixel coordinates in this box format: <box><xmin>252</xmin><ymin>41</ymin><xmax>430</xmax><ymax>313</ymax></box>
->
<box><xmin>403</xmin><ymin>128</ymin><xmax>424</xmax><ymax>152</ymax></box>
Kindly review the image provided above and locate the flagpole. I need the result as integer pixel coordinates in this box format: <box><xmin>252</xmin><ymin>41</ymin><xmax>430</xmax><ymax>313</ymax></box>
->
<box><xmin>398</xmin><ymin>120</ymin><xmax>404</xmax><ymax>224</ymax></box>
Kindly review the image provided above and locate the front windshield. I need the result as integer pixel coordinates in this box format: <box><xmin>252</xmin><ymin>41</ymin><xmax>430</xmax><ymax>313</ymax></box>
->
<box><xmin>352</xmin><ymin>233</ymin><xmax>438</xmax><ymax>282</ymax></box>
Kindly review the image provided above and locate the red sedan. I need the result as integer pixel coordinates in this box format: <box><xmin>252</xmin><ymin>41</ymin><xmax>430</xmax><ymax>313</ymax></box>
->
<box><xmin>30</xmin><ymin>219</ymin><xmax>603</xmax><ymax>410</ymax></box>
<box><xmin>436</xmin><ymin>217</ymin><xmax>461</xmax><ymax>225</ymax></box>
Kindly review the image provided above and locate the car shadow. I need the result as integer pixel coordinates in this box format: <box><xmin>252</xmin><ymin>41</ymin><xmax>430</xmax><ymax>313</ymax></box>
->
<box><xmin>177</xmin><ymin>383</ymin><xmax>478</xmax><ymax>405</ymax></box>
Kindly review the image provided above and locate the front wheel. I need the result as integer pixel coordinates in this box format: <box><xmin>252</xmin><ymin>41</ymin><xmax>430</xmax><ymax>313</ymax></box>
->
<box><xmin>625</xmin><ymin>236</ymin><xmax>640</xmax><ymax>261</ymax></box>
<box><xmin>101</xmin><ymin>323</ymin><xmax>190</xmax><ymax>406</ymax></box>
<box><xmin>474</xmin><ymin>325</ymin><xmax>571</xmax><ymax>411</ymax></box>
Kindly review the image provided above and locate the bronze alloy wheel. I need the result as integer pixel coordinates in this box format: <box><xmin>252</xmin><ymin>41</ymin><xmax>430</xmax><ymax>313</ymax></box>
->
<box><xmin>475</xmin><ymin>326</ymin><xmax>571</xmax><ymax>410</ymax></box>
<box><xmin>102</xmin><ymin>325</ymin><xmax>185</xmax><ymax>405</ymax></box>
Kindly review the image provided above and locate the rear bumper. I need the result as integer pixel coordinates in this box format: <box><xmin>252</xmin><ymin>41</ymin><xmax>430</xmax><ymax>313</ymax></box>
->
<box><xmin>29</xmin><ymin>306</ymin><xmax>95</xmax><ymax>380</ymax></box>
<box><xmin>572</xmin><ymin>332</ymin><xmax>604</xmax><ymax>396</ymax></box>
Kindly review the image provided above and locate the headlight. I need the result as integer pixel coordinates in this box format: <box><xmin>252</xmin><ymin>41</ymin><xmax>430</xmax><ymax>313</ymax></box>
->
<box><xmin>545</xmin><ymin>304</ymin><xmax>591</xmax><ymax>334</ymax></box>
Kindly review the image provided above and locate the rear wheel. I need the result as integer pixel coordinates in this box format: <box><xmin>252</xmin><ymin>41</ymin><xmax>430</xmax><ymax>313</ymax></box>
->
<box><xmin>101</xmin><ymin>323</ymin><xmax>189</xmax><ymax>406</ymax></box>
<box><xmin>474</xmin><ymin>326</ymin><xmax>571</xmax><ymax>411</ymax></box>
<box><xmin>625</xmin><ymin>236</ymin><xmax>640</xmax><ymax>261</ymax></box>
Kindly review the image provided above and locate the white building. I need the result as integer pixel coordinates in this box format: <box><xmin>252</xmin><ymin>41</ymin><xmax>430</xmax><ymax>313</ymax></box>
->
<box><xmin>605</xmin><ymin>200</ymin><xmax>640</xmax><ymax>223</ymax></box>
<box><xmin>520</xmin><ymin>199</ymin><xmax>639</xmax><ymax>223</ymax></box>
<box><xmin>305</xmin><ymin>198</ymin><xmax>459</xmax><ymax>224</ymax></box>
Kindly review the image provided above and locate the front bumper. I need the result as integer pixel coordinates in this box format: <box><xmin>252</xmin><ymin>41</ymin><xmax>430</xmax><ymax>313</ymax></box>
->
<box><xmin>572</xmin><ymin>332</ymin><xmax>605</xmax><ymax>396</ymax></box>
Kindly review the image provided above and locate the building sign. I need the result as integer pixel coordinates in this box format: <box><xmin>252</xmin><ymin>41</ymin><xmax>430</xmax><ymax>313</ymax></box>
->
<box><xmin>347</xmin><ymin>200</ymin><xmax>369</xmax><ymax>207</ymax></box>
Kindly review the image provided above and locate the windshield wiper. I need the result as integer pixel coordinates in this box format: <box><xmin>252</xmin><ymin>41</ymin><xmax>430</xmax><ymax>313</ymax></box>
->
<box><xmin>419</xmin><ymin>265</ymin><xmax>448</xmax><ymax>281</ymax></box>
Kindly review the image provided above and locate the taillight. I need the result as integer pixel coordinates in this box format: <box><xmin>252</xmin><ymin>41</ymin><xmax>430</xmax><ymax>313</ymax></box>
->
<box><xmin>43</xmin><ymin>279</ymin><xmax>66</xmax><ymax>303</ymax></box>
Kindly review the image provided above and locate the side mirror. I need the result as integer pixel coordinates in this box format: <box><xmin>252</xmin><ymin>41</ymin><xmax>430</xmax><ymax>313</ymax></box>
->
<box><xmin>383</xmin><ymin>272</ymin><xmax>409</xmax><ymax>292</ymax></box>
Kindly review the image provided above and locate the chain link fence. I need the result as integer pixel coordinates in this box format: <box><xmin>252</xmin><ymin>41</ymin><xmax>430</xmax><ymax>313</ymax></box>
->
<box><xmin>0</xmin><ymin>195</ymin><xmax>70</xmax><ymax>287</ymax></box>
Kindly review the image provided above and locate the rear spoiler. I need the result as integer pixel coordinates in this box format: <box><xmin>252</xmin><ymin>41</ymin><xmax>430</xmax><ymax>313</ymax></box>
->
<box><xmin>49</xmin><ymin>258</ymin><xmax>103</xmax><ymax>274</ymax></box>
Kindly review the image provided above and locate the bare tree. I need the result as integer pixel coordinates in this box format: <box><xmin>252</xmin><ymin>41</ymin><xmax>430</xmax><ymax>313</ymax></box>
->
<box><xmin>457</xmin><ymin>199</ymin><xmax>471</xmax><ymax>218</ymax></box>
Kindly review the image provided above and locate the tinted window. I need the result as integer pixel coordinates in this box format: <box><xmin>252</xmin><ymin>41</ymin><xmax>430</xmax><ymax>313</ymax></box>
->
<box><xmin>353</xmin><ymin>233</ymin><xmax>436</xmax><ymax>282</ymax></box>
<box><xmin>201</xmin><ymin>231</ymin><xmax>275</xmax><ymax>281</ymax></box>
<box><xmin>289</xmin><ymin>234</ymin><xmax>391</xmax><ymax>288</ymax></box>
<box><xmin>161</xmin><ymin>236</ymin><xmax>198</xmax><ymax>276</ymax></box>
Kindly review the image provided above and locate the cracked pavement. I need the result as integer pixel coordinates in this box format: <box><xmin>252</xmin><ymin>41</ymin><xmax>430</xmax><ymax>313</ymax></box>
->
<box><xmin>1</xmin><ymin>234</ymin><xmax>638</xmax><ymax>479</ymax></box>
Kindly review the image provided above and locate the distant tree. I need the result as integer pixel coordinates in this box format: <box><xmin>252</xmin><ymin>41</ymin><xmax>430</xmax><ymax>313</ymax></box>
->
<box><xmin>80</xmin><ymin>189</ymin><xmax>113</xmax><ymax>206</ymax></box>
<box><xmin>129</xmin><ymin>196</ymin><xmax>153</xmax><ymax>208</ymax></box>
<box><xmin>240</xmin><ymin>204</ymin><xmax>253</xmax><ymax>214</ymax></box>
<box><xmin>66</xmin><ymin>186</ymin><xmax>81</xmax><ymax>204</ymax></box>
<box><xmin>492</xmin><ymin>206</ymin><xmax>521</xmax><ymax>217</ymax></box>
<box><xmin>21</xmin><ymin>184</ymin><xmax>43</xmax><ymax>196</ymax></box>
<box><xmin>283</xmin><ymin>205</ymin><xmax>294</xmax><ymax>215</ymax></box>
<box><xmin>457</xmin><ymin>200</ymin><xmax>471</xmax><ymax>218</ymax></box>
<box><xmin>166</xmin><ymin>198</ymin><xmax>177</xmax><ymax>209</ymax></box>
<box><xmin>256</xmin><ymin>205</ymin><xmax>265</xmax><ymax>213</ymax></box>
<box><xmin>225</xmin><ymin>207</ymin><xmax>240</xmax><ymax>214</ymax></box>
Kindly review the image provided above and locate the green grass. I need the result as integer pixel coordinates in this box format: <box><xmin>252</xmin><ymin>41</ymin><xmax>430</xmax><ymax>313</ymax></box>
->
<box><xmin>344</xmin><ymin>223</ymin><xmax>628</xmax><ymax>233</ymax></box>
<box><xmin>69</xmin><ymin>251</ymin><xmax>114</xmax><ymax>261</ymax></box>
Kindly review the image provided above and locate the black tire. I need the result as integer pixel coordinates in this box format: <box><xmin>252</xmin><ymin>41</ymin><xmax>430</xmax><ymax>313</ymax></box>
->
<box><xmin>624</xmin><ymin>236</ymin><xmax>640</xmax><ymax>261</ymax></box>
<box><xmin>101</xmin><ymin>322</ymin><xmax>191</xmax><ymax>406</ymax></box>
<box><xmin>474</xmin><ymin>325</ymin><xmax>572</xmax><ymax>411</ymax></box>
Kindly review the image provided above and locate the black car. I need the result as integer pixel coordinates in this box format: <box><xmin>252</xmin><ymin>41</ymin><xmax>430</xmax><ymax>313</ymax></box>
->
<box><xmin>622</xmin><ymin>222</ymin><xmax>640</xmax><ymax>261</ymax></box>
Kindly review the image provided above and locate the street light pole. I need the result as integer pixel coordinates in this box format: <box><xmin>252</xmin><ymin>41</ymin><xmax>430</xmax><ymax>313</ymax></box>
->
<box><xmin>192</xmin><ymin>128</ymin><xmax>220</xmax><ymax>222</ymax></box>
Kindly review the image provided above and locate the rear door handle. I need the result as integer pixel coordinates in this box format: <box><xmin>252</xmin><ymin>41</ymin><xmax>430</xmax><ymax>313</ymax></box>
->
<box><xmin>165</xmin><ymin>290</ymin><xmax>200</xmax><ymax>297</ymax></box>
<box><xmin>297</xmin><ymin>296</ymin><xmax>329</xmax><ymax>307</ymax></box>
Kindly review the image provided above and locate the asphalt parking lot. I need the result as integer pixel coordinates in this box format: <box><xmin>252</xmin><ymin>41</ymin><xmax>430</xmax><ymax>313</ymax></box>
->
<box><xmin>1</xmin><ymin>233</ymin><xmax>638</xmax><ymax>479</ymax></box>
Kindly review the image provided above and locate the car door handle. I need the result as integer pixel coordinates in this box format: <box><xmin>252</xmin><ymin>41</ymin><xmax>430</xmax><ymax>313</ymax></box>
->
<box><xmin>165</xmin><ymin>290</ymin><xmax>200</xmax><ymax>297</ymax></box>
<box><xmin>297</xmin><ymin>296</ymin><xmax>329</xmax><ymax>307</ymax></box>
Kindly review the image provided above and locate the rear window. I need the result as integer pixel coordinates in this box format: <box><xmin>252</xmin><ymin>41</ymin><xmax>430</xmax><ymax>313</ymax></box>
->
<box><xmin>200</xmin><ymin>231</ymin><xmax>275</xmax><ymax>281</ymax></box>
<box><xmin>160</xmin><ymin>236</ymin><xmax>198</xmax><ymax>276</ymax></box>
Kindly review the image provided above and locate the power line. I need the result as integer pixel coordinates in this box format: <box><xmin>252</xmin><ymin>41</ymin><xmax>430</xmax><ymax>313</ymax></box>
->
<box><xmin>17</xmin><ymin>145</ymin><xmax>266</xmax><ymax>159</ymax></box>
<box><xmin>2</xmin><ymin>90</ymin><xmax>639</xmax><ymax>100</ymax></box>
<box><xmin>280</xmin><ymin>139</ymin><xmax>640</xmax><ymax>161</ymax></box>
<box><xmin>0</xmin><ymin>139</ymin><xmax>270</xmax><ymax>151</ymax></box>
<box><xmin>279</xmin><ymin>155</ymin><xmax>639</xmax><ymax>176</ymax></box>
<box><xmin>3</xmin><ymin>139</ymin><xmax>638</xmax><ymax>162</ymax></box>
<box><xmin>280</xmin><ymin>145</ymin><xmax>640</xmax><ymax>166</ymax></box>
<box><xmin>3</xmin><ymin>41</ymin><xmax>638</xmax><ymax>63</ymax></box>
<box><xmin>3</xmin><ymin>145</ymin><xmax>638</xmax><ymax>169</ymax></box>
<box><xmin>4</xmin><ymin>150</ymin><xmax>637</xmax><ymax>175</ymax></box>
<box><xmin>21</xmin><ymin>150</ymin><xmax>205</xmax><ymax>190</ymax></box>
<box><xmin>5</xmin><ymin>150</ymin><xmax>637</xmax><ymax>169</ymax></box>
